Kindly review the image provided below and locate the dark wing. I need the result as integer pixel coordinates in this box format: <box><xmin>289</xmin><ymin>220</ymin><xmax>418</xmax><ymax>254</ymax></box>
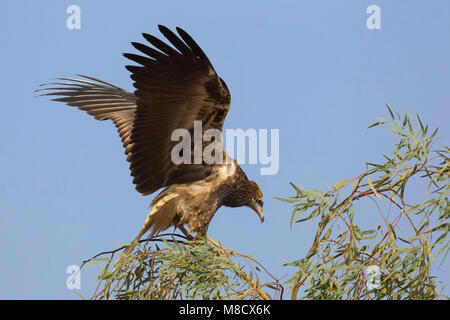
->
<box><xmin>37</xmin><ymin>75</ymin><xmax>137</xmax><ymax>155</ymax></box>
<box><xmin>124</xmin><ymin>25</ymin><xmax>231</xmax><ymax>195</ymax></box>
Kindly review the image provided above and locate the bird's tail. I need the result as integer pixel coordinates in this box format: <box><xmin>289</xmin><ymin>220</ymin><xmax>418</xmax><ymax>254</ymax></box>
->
<box><xmin>114</xmin><ymin>210</ymin><xmax>157</xmax><ymax>266</ymax></box>
<box><xmin>114</xmin><ymin>194</ymin><xmax>179</xmax><ymax>266</ymax></box>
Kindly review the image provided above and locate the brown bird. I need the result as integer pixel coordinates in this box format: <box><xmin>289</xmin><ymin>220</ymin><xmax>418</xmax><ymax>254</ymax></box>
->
<box><xmin>38</xmin><ymin>25</ymin><xmax>264</xmax><ymax>258</ymax></box>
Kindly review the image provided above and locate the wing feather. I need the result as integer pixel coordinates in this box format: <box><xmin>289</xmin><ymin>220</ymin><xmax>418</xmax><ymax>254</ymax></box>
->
<box><xmin>40</xmin><ymin>26</ymin><xmax>231</xmax><ymax>196</ymax></box>
<box><xmin>125</xmin><ymin>25</ymin><xmax>231</xmax><ymax>195</ymax></box>
<box><xmin>37</xmin><ymin>75</ymin><xmax>136</xmax><ymax>153</ymax></box>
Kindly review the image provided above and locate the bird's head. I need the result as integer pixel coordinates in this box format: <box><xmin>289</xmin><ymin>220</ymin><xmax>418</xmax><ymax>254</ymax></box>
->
<box><xmin>247</xmin><ymin>180</ymin><xmax>264</xmax><ymax>223</ymax></box>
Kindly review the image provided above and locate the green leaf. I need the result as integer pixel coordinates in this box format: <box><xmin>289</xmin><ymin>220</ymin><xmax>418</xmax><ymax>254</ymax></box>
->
<box><xmin>72</xmin><ymin>290</ymin><xmax>87</xmax><ymax>300</ymax></box>
<box><xmin>386</xmin><ymin>104</ymin><xmax>395</xmax><ymax>120</ymax></box>
<box><xmin>367</xmin><ymin>119</ymin><xmax>386</xmax><ymax>129</ymax></box>
<box><xmin>367</xmin><ymin>177</ymin><xmax>381</xmax><ymax>199</ymax></box>
<box><xmin>273</xmin><ymin>196</ymin><xmax>297</xmax><ymax>203</ymax></box>
<box><xmin>429</xmin><ymin>127</ymin><xmax>439</xmax><ymax>139</ymax></box>
<box><xmin>398</xmin><ymin>237</ymin><xmax>411</xmax><ymax>244</ymax></box>
<box><xmin>333</xmin><ymin>178</ymin><xmax>347</xmax><ymax>191</ymax></box>
<box><xmin>402</xmin><ymin>113</ymin><xmax>408</xmax><ymax>127</ymax></box>
<box><xmin>416</xmin><ymin>114</ymin><xmax>425</xmax><ymax>133</ymax></box>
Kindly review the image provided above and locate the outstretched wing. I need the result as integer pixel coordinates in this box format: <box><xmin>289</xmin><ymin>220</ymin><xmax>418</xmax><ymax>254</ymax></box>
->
<box><xmin>39</xmin><ymin>26</ymin><xmax>231</xmax><ymax>197</ymax></box>
<box><xmin>124</xmin><ymin>25</ymin><xmax>231</xmax><ymax>195</ymax></box>
<box><xmin>37</xmin><ymin>75</ymin><xmax>137</xmax><ymax>156</ymax></box>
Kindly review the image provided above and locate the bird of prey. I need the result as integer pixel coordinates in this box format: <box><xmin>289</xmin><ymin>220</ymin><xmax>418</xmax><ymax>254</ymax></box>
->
<box><xmin>39</xmin><ymin>25</ymin><xmax>264</xmax><ymax>255</ymax></box>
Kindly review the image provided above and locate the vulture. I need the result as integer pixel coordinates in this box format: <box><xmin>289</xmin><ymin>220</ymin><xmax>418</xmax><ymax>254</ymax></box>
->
<box><xmin>39</xmin><ymin>25</ymin><xmax>264</xmax><ymax>257</ymax></box>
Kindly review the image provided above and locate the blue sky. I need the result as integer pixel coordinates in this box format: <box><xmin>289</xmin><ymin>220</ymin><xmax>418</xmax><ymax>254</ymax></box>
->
<box><xmin>1</xmin><ymin>0</ymin><xmax>449</xmax><ymax>299</ymax></box>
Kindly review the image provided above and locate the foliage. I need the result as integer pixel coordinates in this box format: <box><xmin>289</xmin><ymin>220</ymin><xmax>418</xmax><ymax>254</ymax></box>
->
<box><xmin>277</xmin><ymin>105</ymin><xmax>449</xmax><ymax>299</ymax></box>
<box><xmin>81</xmin><ymin>106</ymin><xmax>449</xmax><ymax>300</ymax></box>
<box><xmin>85</xmin><ymin>235</ymin><xmax>282</xmax><ymax>300</ymax></box>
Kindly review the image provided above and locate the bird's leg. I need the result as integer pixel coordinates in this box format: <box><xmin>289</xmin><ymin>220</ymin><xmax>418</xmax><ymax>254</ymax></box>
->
<box><xmin>177</xmin><ymin>224</ymin><xmax>194</xmax><ymax>241</ymax></box>
<box><xmin>178</xmin><ymin>225</ymin><xmax>219</xmax><ymax>247</ymax></box>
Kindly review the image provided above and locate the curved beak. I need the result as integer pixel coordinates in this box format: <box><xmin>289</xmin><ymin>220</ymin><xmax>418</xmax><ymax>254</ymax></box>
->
<box><xmin>252</xmin><ymin>203</ymin><xmax>264</xmax><ymax>223</ymax></box>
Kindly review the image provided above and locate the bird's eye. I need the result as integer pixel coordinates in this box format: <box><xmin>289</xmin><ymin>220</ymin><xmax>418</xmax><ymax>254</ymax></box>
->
<box><xmin>256</xmin><ymin>199</ymin><xmax>263</xmax><ymax>207</ymax></box>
